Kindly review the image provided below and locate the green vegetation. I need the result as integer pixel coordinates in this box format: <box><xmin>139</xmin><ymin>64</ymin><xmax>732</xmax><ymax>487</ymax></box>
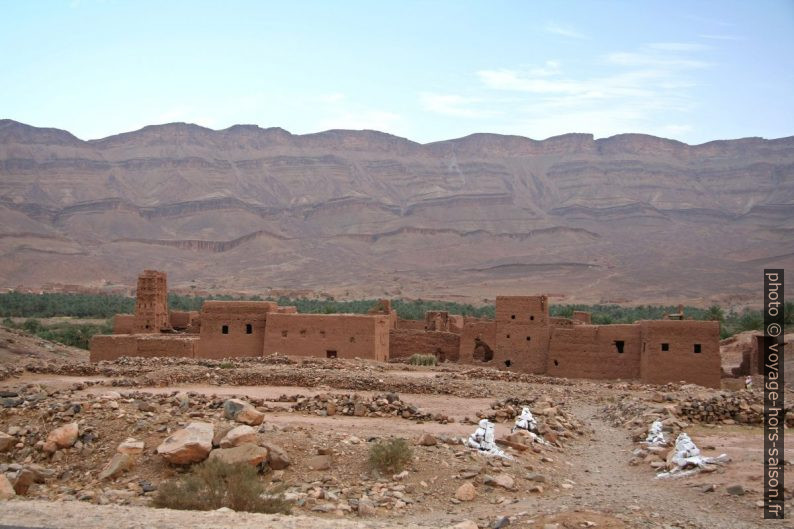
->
<box><xmin>1</xmin><ymin>292</ymin><xmax>791</xmax><ymax>342</ymax></box>
<box><xmin>408</xmin><ymin>354</ymin><xmax>438</xmax><ymax>366</ymax></box>
<box><xmin>153</xmin><ymin>459</ymin><xmax>291</xmax><ymax>514</ymax></box>
<box><xmin>2</xmin><ymin>317</ymin><xmax>111</xmax><ymax>349</ymax></box>
<box><xmin>368</xmin><ymin>437</ymin><xmax>412</xmax><ymax>474</ymax></box>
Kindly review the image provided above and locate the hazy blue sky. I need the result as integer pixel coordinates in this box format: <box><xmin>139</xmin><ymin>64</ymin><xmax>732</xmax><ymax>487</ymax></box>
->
<box><xmin>1</xmin><ymin>0</ymin><xmax>792</xmax><ymax>143</ymax></box>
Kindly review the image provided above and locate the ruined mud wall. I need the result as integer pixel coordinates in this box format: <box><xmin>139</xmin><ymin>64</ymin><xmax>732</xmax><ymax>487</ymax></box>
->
<box><xmin>196</xmin><ymin>301</ymin><xmax>276</xmax><ymax>359</ymax></box>
<box><xmin>169</xmin><ymin>310</ymin><xmax>199</xmax><ymax>331</ymax></box>
<box><xmin>396</xmin><ymin>319</ymin><xmax>426</xmax><ymax>331</ymax></box>
<box><xmin>547</xmin><ymin>324</ymin><xmax>641</xmax><ymax>380</ymax></box>
<box><xmin>459</xmin><ymin>319</ymin><xmax>497</xmax><ymax>363</ymax></box>
<box><xmin>263</xmin><ymin>313</ymin><xmax>390</xmax><ymax>361</ymax></box>
<box><xmin>639</xmin><ymin>320</ymin><xmax>721</xmax><ymax>388</ymax></box>
<box><xmin>573</xmin><ymin>311</ymin><xmax>592</xmax><ymax>324</ymax></box>
<box><xmin>549</xmin><ymin>317</ymin><xmax>574</xmax><ymax>328</ymax></box>
<box><xmin>493</xmin><ymin>296</ymin><xmax>550</xmax><ymax>373</ymax></box>
<box><xmin>112</xmin><ymin>314</ymin><xmax>134</xmax><ymax>334</ymax></box>
<box><xmin>90</xmin><ymin>335</ymin><xmax>138</xmax><ymax>362</ymax></box>
<box><xmin>388</xmin><ymin>329</ymin><xmax>460</xmax><ymax>362</ymax></box>
<box><xmin>90</xmin><ymin>334</ymin><xmax>198</xmax><ymax>362</ymax></box>
<box><xmin>424</xmin><ymin>311</ymin><xmax>450</xmax><ymax>332</ymax></box>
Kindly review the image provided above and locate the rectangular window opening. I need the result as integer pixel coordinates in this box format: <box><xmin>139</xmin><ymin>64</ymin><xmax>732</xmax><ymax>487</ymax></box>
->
<box><xmin>245</xmin><ymin>323</ymin><xmax>253</xmax><ymax>334</ymax></box>
<box><xmin>221</xmin><ymin>325</ymin><xmax>229</xmax><ymax>335</ymax></box>
<box><xmin>615</xmin><ymin>340</ymin><xmax>625</xmax><ymax>354</ymax></box>
<box><xmin>661</xmin><ymin>343</ymin><xmax>669</xmax><ymax>352</ymax></box>
<box><xmin>694</xmin><ymin>343</ymin><xmax>701</xmax><ymax>354</ymax></box>
<box><xmin>281</xmin><ymin>330</ymin><xmax>288</xmax><ymax>338</ymax></box>
<box><xmin>326</xmin><ymin>350</ymin><xmax>337</xmax><ymax>359</ymax></box>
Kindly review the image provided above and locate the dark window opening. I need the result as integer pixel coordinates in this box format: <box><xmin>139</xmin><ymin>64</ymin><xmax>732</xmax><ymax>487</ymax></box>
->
<box><xmin>553</xmin><ymin>359</ymin><xmax>559</xmax><ymax>367</ymax></box>
<box><xmin>506</xmin><ymin>334</ymin><xmax>510</xmax><ymax>339</ymax></box>
<box><xmin>511</xmin><ymin>315</ymin><xmax>516</xmax><ymax>320</ymax></box>
<box><xmin>504</xmin><ymin>359</ymin><xmax>512</xmax><ymax>367</ymax></box>
<box><xmin>530</xmin><ymin>315</ymin><xmax>535</xmax><ymax>321</ymax></box>
<box><xmin>661</xmin><ymin>343</ymin><xmax>669</xmax><ymax>352</ymax></box>
<box><xmin>694</xmin><ymin>344</ymin><xmax>701</xmax><ymax>354</ymax></box>
<box><xmin>221</xmin><ymin>325</ymin><xmax>229</xmax><ymax>334</ymax></box>
<box><xmin>300</xmin><ymin>329</ymin><xmax>307</xmax><ymax>337</ymax></box>
<box><xmin>326</xmin><ymin>350</ymin><xmax>337</xmax><ymax>359</ymax></box>
<box><xmin>526</xmin><ymin>336</ymin><xmax>531</xmax><ymax>341</ymax></box>
<box><xmin>145</xmin><ymin>325</ymin><xmax>150</xmax><ymax>330</ymax></box>
<box><xmin>281</xmin><ymin>330</ymin><xmax>288</xmax><ymax>338</ymax></box>
<box><xmin>320</xmin><ymin>330</ymin><xmax>326</xmax><ymax>337</ymax></box>
<box><xmin>245</xmin><ymin>323</ymin><xmax>253</xmax><ymax>334</ymax></box>
<box><xmin>615</xmin><ymin>340</ymin><xmax>625</xmax><ymax>354</ymax></box>
<box><xmin>349</xmin><ymin>336</ymin><xmax>356</xmax><ymax>343</ymax></box>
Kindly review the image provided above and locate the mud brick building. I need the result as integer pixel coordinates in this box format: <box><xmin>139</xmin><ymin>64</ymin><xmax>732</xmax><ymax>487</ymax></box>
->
<box><xmin>90</xmin><ymin>270</ymin><xmax>722</xmax><ymax>388</ymax></box>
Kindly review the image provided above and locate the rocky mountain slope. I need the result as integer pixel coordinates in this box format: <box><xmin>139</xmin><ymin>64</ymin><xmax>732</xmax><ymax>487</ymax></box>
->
<box><xmin>0</xmin><ymin>119</ymin><xmax>792</xmax><ymax>304</ymax></box>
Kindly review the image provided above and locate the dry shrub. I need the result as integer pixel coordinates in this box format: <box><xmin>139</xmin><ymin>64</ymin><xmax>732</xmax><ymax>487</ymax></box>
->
<box><xmin>368</xmin><ymin>437</ymin><xmax>412</xmax><ymax>474</ymax></box>
<box><xmin>408</xmin><ymin>354</ymin><xmax>437</xmax><ymax>366</ymax></box>
<box><xmin>153</xmin><ymin>459</ymin><xmax>291</xmax><ymax>514</ymax></box>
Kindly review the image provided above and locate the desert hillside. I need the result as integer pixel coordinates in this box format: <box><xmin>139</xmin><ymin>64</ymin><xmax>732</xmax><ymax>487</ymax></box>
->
<box><xmin>1</xmin><ymin>119</ymin><xmax>792</xmax><ymax>305</ymax></box>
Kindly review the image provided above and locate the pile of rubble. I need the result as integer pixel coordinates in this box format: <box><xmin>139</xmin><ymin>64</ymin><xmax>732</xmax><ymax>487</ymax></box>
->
<box><xmin>284</xmin><ymin>393</ymin><xmax>445</xmax><ymax>423</ymax></box>
<box><xmin>476</xmin><ymin>397</ymin><xmax>588</xmax><ymax>446</ymax></box>
<box><xmin>676</xmin><ymin>393</ymin><xmax>768</xmax><ymax>425</ymax></box>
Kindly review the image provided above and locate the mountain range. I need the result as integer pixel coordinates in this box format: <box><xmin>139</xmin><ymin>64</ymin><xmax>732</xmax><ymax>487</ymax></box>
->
<box><xmin>1</xmin><ymin>118</ymin><xmax>792</xmax><ymax>306</ymax></box>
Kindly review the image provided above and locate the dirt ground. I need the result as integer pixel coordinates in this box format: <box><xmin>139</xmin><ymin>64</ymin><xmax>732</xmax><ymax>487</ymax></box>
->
<box><xmin>0</xmin><ymin>330</ymin><xmax>790</xmax><ymax>528</ymax></box>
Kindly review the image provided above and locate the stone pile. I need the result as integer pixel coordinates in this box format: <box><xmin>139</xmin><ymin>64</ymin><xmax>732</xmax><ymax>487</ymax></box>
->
<box><xmin>287</xmin><ymin>393</ymin><xmax>447</xmax><ymax>422</ymax></box>
<box><xmin>476</xmin><ymin>397</ymin><xmax>587</xmax><ymax>445</ymax></box>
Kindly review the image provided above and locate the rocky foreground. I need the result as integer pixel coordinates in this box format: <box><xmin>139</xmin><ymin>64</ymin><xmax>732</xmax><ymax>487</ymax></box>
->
<box><xmin>0</xmin><ymin>354</ymin><xmax>791</xmax><ymax>528</ymax></box>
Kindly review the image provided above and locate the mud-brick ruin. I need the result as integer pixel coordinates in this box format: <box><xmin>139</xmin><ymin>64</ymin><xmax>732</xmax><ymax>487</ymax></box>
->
<box><xmin>90</xmin><ymin>270</ymin><xmax>721</xmax><ymax>387</ymax></box>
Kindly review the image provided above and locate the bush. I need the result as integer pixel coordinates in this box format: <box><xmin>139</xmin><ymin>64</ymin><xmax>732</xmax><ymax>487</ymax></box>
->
<box><xmin>368</xmin><ymin>438</ymin><xmax>412</xmax><ymax>474</ymax></box>
<box><xmin>153</xmin><ymin>459</ymin><xmax>291</xmax><ymax>514</ymax></box>
<box><xmin>408</xmin><ymin>354</ymin><xmax>437</xmax><ymax>366</ymax></box>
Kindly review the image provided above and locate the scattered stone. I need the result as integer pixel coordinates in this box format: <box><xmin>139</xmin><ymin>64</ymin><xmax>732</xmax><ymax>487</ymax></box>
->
<box><xmin>0</xmin><ymin>432</ymin><xmax>14</xmax><ymax>452</ymax></box>
<box><xmin>417</xmin><ymin>433</ymin><xmax>437</xmax><ymax>446</ymax></box>
<box><xmin>726</xmin><ymin>484</ymin><xmax>745</xmax><ymax>496</ymax></box>
<box><xmin>99</xmin><ymin>453</ymin><xmax>134</xmax><ymax>480</ymax></box>
<box><xmin>117</xmin><ymin>438</ymin><xmax>144</xmax><ymax>456</ymax></box>
<box><xmin>11</xmin><ymin>469</ymin><xmax>34</xmax><ymax>495</ymax></box>
<box><xmin>306</xmin><ymin>454</ymin><xmax>332</xmax><ymax>470</ymax></box>
<box><xmin>357</xmin><ymin>497</ymin><xmax>376</xmax><ymax>516</ymax></box>
<box><xmin>525</xmin><ymin>472</ymin><xmax>546</xmax><ymax>483</ymax></box>
<box><xmin>156</xmin><ymin>422</ymin><xmax>214</xmax><ymax>464</ymax></box>
<box><xmin>261</xmin><ymin>442</ymin><xmax>290</xmax><ymax>470</ymax></box>
<box><xmin>455</xmin><ymin>482</ymin><xmax>477</xmax><ymax>501</ymax></box>
<box><xmin>43</xmin><ymin>422</ymin><xmax>79</xmax><ymax>453</ymax></box>
<box><xmin>449</xmin><ymin>522</ymin><xmax>479</xmax><ymax>529</ymax></box>
<box><xmin>483</xmin><ymin>474</ymin><xmax>515</xmax><ymax>491</ymax></box>
<box><xmin>0</xmin><ymin>475</ymin><xmax>15</xmax><ymax>500</ymax></box>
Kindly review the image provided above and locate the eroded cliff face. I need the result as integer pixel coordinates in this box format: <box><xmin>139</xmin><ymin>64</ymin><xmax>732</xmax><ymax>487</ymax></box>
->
<box><xmin>0</xmin><ymin>119</ymin><xmax>792</xmax><ymax>304</ymax></box>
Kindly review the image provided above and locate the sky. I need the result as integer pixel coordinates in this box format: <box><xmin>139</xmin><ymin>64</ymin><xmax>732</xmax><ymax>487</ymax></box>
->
<box><xmin>1</xmin><ymin>0</ymin><xmax>793</xmax><ymax>144</ymax></box>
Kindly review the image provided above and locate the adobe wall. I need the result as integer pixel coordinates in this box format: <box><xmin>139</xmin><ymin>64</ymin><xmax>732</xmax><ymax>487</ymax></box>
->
<box><xmin>263</xmin><ymin>313</ymin><xmax>390</xmax><ymax>361</ymax></box>
<box><xmin>90</xmin><ymin>335</ymin><xmax>138</xmax><ymax>362</ymax></box>
<box><xmin>459</xmin><ymin>319</ymin><xmax>497</xmax><ymax>363</ymax></box>
<box><xmin>449</xmin><ymin>315</ymin><xmax>464</xmax><ymax>333</ymax></box>
<box><xmin>389</xmin><ymin>329</ymin><xmax>460</xmax><ymax>362</ymax></box>
<box><xmin>197</xmin><ymin>301</ymin><xmax>277</xmax><ymax>359</ymax></box>
<box><xmin>169</xmin><ymin>310</ymin><xmax>199</xmax><ymax>330</ymax></box>
<box><xmin>396</xmin><ymin>319</ymin><xmax>426</xmax><ymax>331</ymax></box>
<box><xmin>90</xmin><ymin>334</ymin><xmax>198</xmax><ymax>362</ymax></box>
<box><xmin>550</xmin><ymin>317</ymin><xmax>574</xmax><ymax>328</ymax></box>
<box><xmin>425</xmin><ymin>311</ymin><xmax>450</xmax><ymax>332</ymax></box>
<box><xmin>639</xmin><ymin>320</ymin><xmax>721</xmax><ymax>388</ymax></box>
<box><xmin>136</xmin><ymin>335</ymin><xmax>198</xmax><ymax>359</ymax></box>
<box><xmin>276</xmin><ymin>306</ymin><xmax>297</xmax><ymax>314</ymax></box>
<box><xmin>547</xmin><ymin>324</ymin><xmax>642</xmax><ymax>380</ymax></box>
<box><xmin>113</xmin><ymin>314</ymin><xmax>134</xmax><ymax>334</ymax></box>
<box><xmin>494</xmin><ymin>296</ymin><xmax>550</xmax><ymax>373</ymax></box>
<box><xmin>573</xmin><ymin>311</ymin><xmax>592</xmax><ymax>324</ymax></box>
<box><xmin>132</xmin><ymin>270</ymin><xmax>169</xmax><ymax>333</ymax></box>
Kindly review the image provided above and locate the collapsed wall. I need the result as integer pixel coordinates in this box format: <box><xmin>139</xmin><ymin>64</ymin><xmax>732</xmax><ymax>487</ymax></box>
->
<box><xmin>459</xmin><ymin>319</ymin><xmax>497</xmax><ymax>363</ymax></box>
<box><xmin>389</xmin><ymin>328</ymin><xmax>460</xmax><ymax>362</ymax></box>
<box><xmin>263</xmin><ymin>313</ymin><xmax>390</xmax><ymax>361</ymax></box>
<box><xmin>90</xmin><ymin>334</ymin><xmax>198</xmax><ymax>362</ymax></box>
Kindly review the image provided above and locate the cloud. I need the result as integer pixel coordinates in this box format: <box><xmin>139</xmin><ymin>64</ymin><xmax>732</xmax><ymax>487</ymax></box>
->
<box><xmin>544</xmin><ymin>22</ymin><xmax>586</xmax><ymax>39</ymax></box>
<box><xmin>420</xmin><ymin>93</ymin><xmax>498</xmax><ymax>118</ymax></box>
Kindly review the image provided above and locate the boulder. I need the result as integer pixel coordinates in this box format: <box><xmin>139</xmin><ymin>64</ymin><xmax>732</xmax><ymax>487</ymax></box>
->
<box><xmin>43</xmin><ymin>422</ymin><xmax>78</xmax><ymax>453</ymax></box>
<box><xmin>261</xmin><ymin>442</ymin><xmax>291</xmax><ymax>470</ymax></box>
<box><xmin>454</xmin><ymin>481</ymin><xmax>477</xmax><ymax>501</ymax></box>
<box><xmin>0</xmin><ymin>475</ymin><xmax>15</xmax><ymax>500</ymax></box>
<box><xmin>208</xmin><ymin>443</ymin><xmax>269</xmax><ymax>467</ymax></box>
<box><xmin>219</xmin><ymin>425</ymin><xmax>257</xmax><ymax>448</ymax></box>
<box><xmin>417</xmin><ymin>433</ymin><xmax>437</xmax><ymax>446</ymax></box>
<box><xmin>117</xmin><ymin>438</ymin><xmax>144</xmax><ymax>456</ymax></box>
<box><xmin>357</xmin><ymin>497</ymin><xmax>376</xmax><ymax>516</ymax></box>
<box><xmin>483</xmin><ymin>473</ymin><xmax>515</xmax><ymax>491</ymax></box>
<box><xmin>306</xmin><ymin>454</ymin><xmax>332</xmax><ymax>470</ymax></box>
<box><xmin>0</xmin><ymin>432</ymin><xmax>14</xmax><ymax>452</ymax></box>
<box><xmin>11</xmin><ymin>469</ymin><xmax>34</xmax><ymax>495</ymax></box>
<box><xmin>156</xmin><ymin>422</ymin><xmax>213</xmax><ymax>464</ymax></box>
<box><xmin>99</xmin><ymin>453</ymin><xmax>134</xmax><ymax>480</ymax></box>
<box><xmin>223</xmin><ymin>399</ymin><xmax>265</xmax><ymax>426</ymax></box>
